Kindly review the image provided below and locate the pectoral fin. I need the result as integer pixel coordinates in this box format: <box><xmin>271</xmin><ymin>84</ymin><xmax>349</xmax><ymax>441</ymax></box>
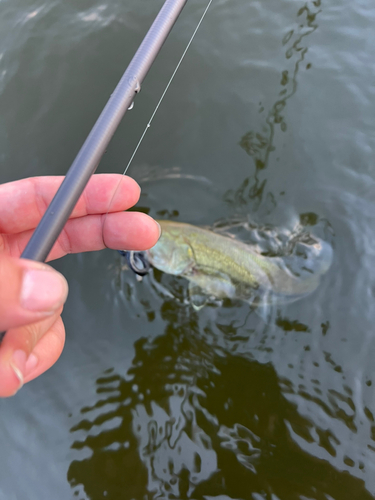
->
<box><xmin>190</xmin><ymin>267</ymin><xmax>237</xmax><ymax>300</ymax></box>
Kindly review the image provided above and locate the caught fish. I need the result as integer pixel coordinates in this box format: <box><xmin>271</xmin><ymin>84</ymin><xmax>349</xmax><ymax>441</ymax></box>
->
<box><xmin>123</xmin><ymin>220</ymin><xmax>332</xmax><ymax>310</ymax></box>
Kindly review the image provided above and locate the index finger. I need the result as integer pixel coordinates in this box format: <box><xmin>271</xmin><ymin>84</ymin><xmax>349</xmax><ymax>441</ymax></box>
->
<box><xmin>0</xmin><ymin>174</ymin><xmax>140</xmax><ymax>234</ymax></box>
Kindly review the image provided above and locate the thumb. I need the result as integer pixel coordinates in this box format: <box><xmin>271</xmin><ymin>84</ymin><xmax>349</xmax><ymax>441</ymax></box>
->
<box><xmin>0</xmin><ymin>310</ymin><xmax>64</xmax><ymax>397</ymax></box>
<box><xmin>0</xmin><ymin>254</ymin><xmax>68</xmax><ymax>332</ymax></box>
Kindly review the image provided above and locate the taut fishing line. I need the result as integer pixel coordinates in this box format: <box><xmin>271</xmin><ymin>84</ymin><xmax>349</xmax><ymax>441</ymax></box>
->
<box><xmin>103</xmin><ymin>0</ymin><xmax>214</xmax><ymax>242</ymax></box>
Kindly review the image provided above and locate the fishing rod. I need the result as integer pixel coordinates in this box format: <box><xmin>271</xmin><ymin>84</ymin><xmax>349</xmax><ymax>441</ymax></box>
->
<box><xmin>0</xmin><ymin>0</ymin><xmax>189</xmax><ymax>343</ymax></box>
<box><xmin>23</xmin><ymin>0</ymin><xmax>189</xmax><ymax>262</ymax></box>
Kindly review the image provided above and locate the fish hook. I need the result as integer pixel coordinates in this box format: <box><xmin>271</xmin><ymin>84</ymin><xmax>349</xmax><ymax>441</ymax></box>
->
<box><xmin>118</xmin><ymin>250</ymin><xmax>151</xmax><ymax>276</ymax></box>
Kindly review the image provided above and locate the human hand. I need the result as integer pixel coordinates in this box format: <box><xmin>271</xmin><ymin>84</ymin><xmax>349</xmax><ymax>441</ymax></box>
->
<box><xmin>0</xmin><ymin>174</ymin><xmax>160</xmax><ymax>397</ymax></box>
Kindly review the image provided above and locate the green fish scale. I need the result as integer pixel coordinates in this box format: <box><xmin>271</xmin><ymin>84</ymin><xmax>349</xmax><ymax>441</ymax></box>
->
<box><xmin>168</xmin><ymin>223</ymin><xmax>274</xmax><ymax>289</ymax></box>
<box><xmin>152</xmin><ymin>221</ymin><xmax>324</xmax><ymax>298</ymax></box>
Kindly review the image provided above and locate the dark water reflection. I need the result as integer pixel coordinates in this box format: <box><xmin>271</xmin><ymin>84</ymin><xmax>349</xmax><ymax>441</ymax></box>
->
<box><xmin>225</xmin><ymin>0</ymin><xmax>322</xmax><ymax>215</ymax></box>
<box><xmin>68</xmin><ymin>298</ymin><xmax>371</xmax><ymax>499</ymax></box>
<box><xmin>1</xmin><ymin>0</ymin><xmax>375</xmax><ymax>497</ymax></box>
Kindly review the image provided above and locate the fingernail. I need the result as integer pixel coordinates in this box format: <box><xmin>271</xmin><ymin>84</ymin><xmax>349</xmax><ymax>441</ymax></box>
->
<box><xmin>21</xmin><ymin>269</ymin><xmax>68</xmax><ymax>312</ymax></box>
<box><xmin>10</xmin><ymin>350</ymin><xmax>27</xmax><ymax>391</ymax></box>
<box><xmin>156</xmin><ymin>221</ymin><xmax>161</xmax><ymax>240</ymax></box>
<box><xmin>25</xmin><ymin>353</ymin><xmax>38</xmax><ymax>377</ymax></box>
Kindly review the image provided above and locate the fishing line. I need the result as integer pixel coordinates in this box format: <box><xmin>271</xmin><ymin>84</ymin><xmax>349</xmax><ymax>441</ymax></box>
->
<box><xmin>103</xmin><ymin>0</ymin><xmax>214</xmax><ymax>238</ymax></box>
<box><xmin>123</xmin><ymin>0</ymin><xmax>214</xmax><ymax>176</ymax></box>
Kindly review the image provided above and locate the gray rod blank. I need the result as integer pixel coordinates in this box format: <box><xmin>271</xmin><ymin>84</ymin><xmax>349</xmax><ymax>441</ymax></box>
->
<box><xmin>21</xmin><ymin>0</ymin><xmax>188</xmax><ymax>262</ymax></box>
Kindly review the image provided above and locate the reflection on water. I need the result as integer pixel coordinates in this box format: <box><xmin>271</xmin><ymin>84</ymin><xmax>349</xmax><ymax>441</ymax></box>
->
<box><xmin>0</xmin><ymin>0</ymin><xmax>374</xmax><ymax>497</ymax></box>
<box><xmin>225</xmin><ymin>0</ymin><xmax>322</xmax><ymax>214</ymax></box>
<box><xmin>68</xmin><ymin>298</ymin><xmax>372</xmax><ymax>499</ymax></box>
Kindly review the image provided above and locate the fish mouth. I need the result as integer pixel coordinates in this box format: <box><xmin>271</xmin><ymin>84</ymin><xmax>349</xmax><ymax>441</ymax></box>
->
<box><xmin>118</xmin><ymin>250</ymin><xmax>151</xmax><ymax>276</ymax></box>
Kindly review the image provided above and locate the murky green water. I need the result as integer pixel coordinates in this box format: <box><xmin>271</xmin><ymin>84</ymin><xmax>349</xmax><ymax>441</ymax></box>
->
<box><xmin>1</xmin><ymin>0</ymin><xmax>375</xmax><ymax>498</ymax></box>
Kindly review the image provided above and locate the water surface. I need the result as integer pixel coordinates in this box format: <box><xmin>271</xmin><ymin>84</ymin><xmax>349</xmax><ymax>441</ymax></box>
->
<box><xmin>0</xmin><ymin>0</ymin><xmax>375</xmax><ymax>498</ymax></box>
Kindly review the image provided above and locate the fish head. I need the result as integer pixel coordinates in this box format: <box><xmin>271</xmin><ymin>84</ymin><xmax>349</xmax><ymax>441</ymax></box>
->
<box><xmin>147</xmin><ymin>221</ymin><xmax>195</xmax><ymax>276</ymax></box>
